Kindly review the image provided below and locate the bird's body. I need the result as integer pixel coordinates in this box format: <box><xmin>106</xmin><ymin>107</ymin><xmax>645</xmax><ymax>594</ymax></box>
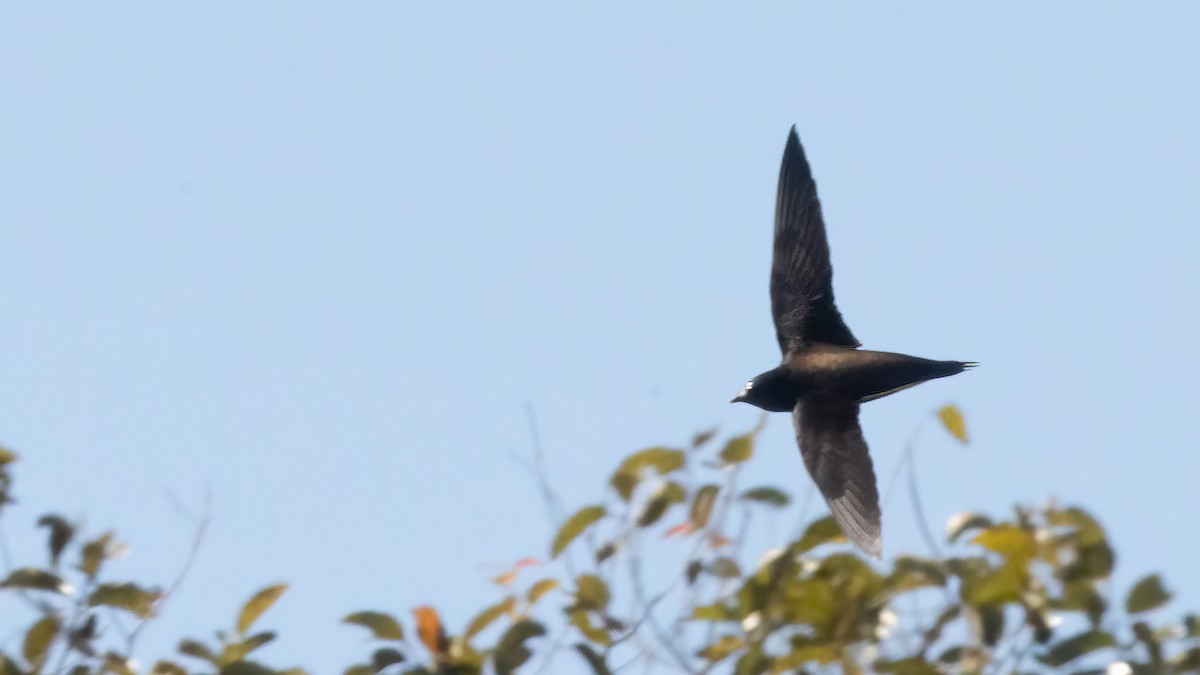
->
<box><xmin>732</xmin><ymin>127</ymin><xmax>975</xmax><ymax>557</ymax></box>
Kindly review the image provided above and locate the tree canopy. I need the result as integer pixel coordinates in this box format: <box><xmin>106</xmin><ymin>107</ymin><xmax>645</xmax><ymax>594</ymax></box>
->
<box><xmin>0</xmin><ymin>407</ymin><xmax>1195</xmax><ymax>674</ymax></box>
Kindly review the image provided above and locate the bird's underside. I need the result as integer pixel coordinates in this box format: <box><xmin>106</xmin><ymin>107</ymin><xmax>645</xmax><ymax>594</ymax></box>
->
<box><xmin>733</xmin><ymin>127</ymin><xmax>975</xmax><ymax>557</ymax></box>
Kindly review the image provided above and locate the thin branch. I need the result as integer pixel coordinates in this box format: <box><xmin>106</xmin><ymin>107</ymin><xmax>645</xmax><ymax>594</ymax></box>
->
<box><xmin>628</xmin><ymin>538</ymin><xmax>696</xmax><ymax>674</ymax></box>
<box><xmin>126</xmin><ymin>487</ymin><xmax>213</xmax><ymax>655</ymax></box>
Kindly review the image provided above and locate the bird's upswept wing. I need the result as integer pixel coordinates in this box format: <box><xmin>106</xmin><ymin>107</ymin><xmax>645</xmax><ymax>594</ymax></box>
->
<box><xmin>794</xmin><ymin>392</ymin><xmax>881</xmax><ymax>557</ymax></box>
<box><xmin>771</xmin><ymin>126</ymin><xmax>859</xmax><ymax>354</ymax></box>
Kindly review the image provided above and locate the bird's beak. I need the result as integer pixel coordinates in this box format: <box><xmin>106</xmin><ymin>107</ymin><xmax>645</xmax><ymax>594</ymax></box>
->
<box><xmin>731</xmin><ymin>388</ymin><xmax>748</xmax><ymax>404</ymax></box>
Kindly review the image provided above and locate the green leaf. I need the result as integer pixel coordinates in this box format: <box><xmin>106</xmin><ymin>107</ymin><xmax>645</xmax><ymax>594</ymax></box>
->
<box><xmin>236</xmin><ymin>583</ymin><xmax>288</xmax><ymax>634</ymax></box>
<box><xmin>609</xmin><ymin>447</ymin><xmax>686</xmax><ymax>500</ymax></box>
<box><xmin>23</xmin><ymin>615</ymin><xmax>59</xmax><ymax>669</ymax></box>
<box><xmin>573</xmin><ymin>574</ymin><xmax>610</xmax><ymax>611</ymax></box>
<box><xmin>710</xmin><ymin>557</ymin><xmax>741</xmax><ymax>579</ymax></box>
<box><xmin>179</xmin><ymin>638</ymin><xmax>217</xmax><ymax>663</ymax></box>
<box><xmin>1036</xmin><ymin>629</ymin><xmax>1116</xmax><ymax>667</ymax></box>
<box><xmin>691</xmin><ymin>428</ymin><xmax>718</xmax><ymax>449</ymax></box>
<box><xmin>89</xmin><ymin>582</ymin><xmax>163</xmax><ymax>619</ymax></box>
<box><xmin>79</xmin><ymin>532</ymin><xmax>115</xmax><ymax>579</ymax></box>
<box><xmin>494</xmin><ymin>620</ymin><xmax>546</xmax><ymax>675</ymax></box>
<box><xmin>979</xmin><ymin>603</ymin><xmax>1005</xmax><ymax>646</ymax></box>
<box><xmin>343</xmin><ymin>666</ymin><xmax>374</xmax><ymax>675</ymax></box>
<box><xmin>740</xmin><ymin>486</ymin><xmax>790</xmax><ymax>507</ymax></box>
<box><xmin>218</xmin><ymin>662</ymin><xmax>277</xmax><ymax>675</ymax></box>
<box><xmin>150</xmin><ymin>660</ymin><xmax>189</xmax><ymax>675</ymax></box>
<box><xmin>37</xmin><ymin>514</ymin><xmax>75</xmax><ymax>567</ymax></box>
<box><xmin>528</xmin><ymin>578</ymin><xmax>559</xmax><ymax>604</ymax></box>
<box><xmin>1058</xmin><ymin>539</ymin><xmax>1115</xmax><ymax>582</ymax></box>
<box><xmin>793</xmin><ymin>516</ymin><xmax>844</xmax><ymax>555</ymax></box>
<box><xmin>962</xmin><ymin>561</ymin><xmax>1026</xmax><ymax>605</ymax></box>
<box><xmin>0</xmin><ymin>567</ymin><xmax>67</xmax><ymax>592</ymax></box>
<box><xmin>690</xmin><ymin>485</ymin><xmax>720</xmax><ymax>529</ymax></box>
<box><xmin>0</xmin><ymin>446</ymin><xmax>15</xmax><ymax>466</ymax></box>
<box><xmin>972</xmin><ymin>524</ymin><xmax>1036</xmax><ymax>562</ymax></box>
<box><xmin>242</xmin><ymin>632</ymin><xmax>276</xmax><ymax>654</ymax></box>
<box><xmin>1126</xmin><ymin>574</ymin><xmax>1171</xmax><ymax>614</ymax></box>
<box><xmin>699</xmin><ymin>635</ymin><xmax>744</xmax><ymax>662</ymax></box>
<box><xmin>465</xmin><ymin>597</ymin><xmax>515</xmax><ymax>639</ymax></box>
<box><xmin>551</xmin><ymin>505</ymin><xmax>605</xmax><ymax>558</ymax></box>
<box><xmin>886</xmin><ymin>556</ymin><xmax>948</xmax><ymax>594</ymax></box>
<box><xmin>718</xmin><ymin>434</ymin><xmax>753</xmax><ymax>465</ymax></box>
<box><xmin>945</xmin><ymin>513</ymin><xmax>992</xmax><ymax>543</ymax></box>
<box><xmin>103</xmin><ymin>652</ymin><xmax>137</xmax><ymax>675</ymax></box>
<box><xmin>574</xmin><ymin>643</ymin><xmax>612</xmax><ymax>675</ymax></box>
<box><xmin>937</xmin><ymin>404</ymin><xmax>969</xmax><ymax>444</ymax></box>
<box><xmin>692</xmin><ymin>604</ymin><xmax>736</xmax><ymax>621</ymax></box>
<box><xmin>875</xmin><ymin>657</ymin><xmax>941</xmax><ymax>675</ymax></box>
<box><xmin>637</xmin><ymin>498</ymin><xmax>668</xmax><ymax>528</ymax></box>
<box><xmin>342</xmin><ymin>611</ymin><xmax>405</xmax><ymax>640</ymax></box>
<box><xmin>371</xmin><ymin>648</ymin><xmax>405</xmax><ymax>671</ymax></box>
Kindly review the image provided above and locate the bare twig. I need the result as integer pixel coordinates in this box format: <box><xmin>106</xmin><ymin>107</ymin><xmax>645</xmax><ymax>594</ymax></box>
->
<box><xmin>126</xmin><ymin>487</ymin><xmax>213</xmax><ymax>655</ymax></box>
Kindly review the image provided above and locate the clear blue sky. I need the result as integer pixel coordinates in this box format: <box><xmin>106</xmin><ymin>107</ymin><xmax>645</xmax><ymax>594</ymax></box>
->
<box><xmin>2</xmin><ymin>3</ymin><xmax>1198</xmax><ymax>671</ymax></box>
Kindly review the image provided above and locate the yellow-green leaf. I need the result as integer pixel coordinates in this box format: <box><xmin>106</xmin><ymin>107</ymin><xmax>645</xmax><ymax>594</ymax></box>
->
<box><xmin>946</xmin><ymin>512</ymin><xmax>992</xmax><ymax>543</ymax></box>
<box><xmin>150</xmin><ymin>660</ymin><xmax>188</xmax><ymax>675</ymax></box>
<box><xmin>609</xmin><ymin>447</ymin><xmax>686</xmax><ymax>500</ymax></box>
<box><xmin>938</xmin><ymin>404</ymin><xmax>969</xmax><ymax>444</ymax></box>
<box><xmin>89</xmin><ymin>583</ymin><xmax>163</xmax><ymax>619</ymax></box>
<box><xmin>551</xmin><ymin>505</ymin><xmax>606</xmax><ymax>558</ymax></box>
<box><xmin>236</xmin><ymin>583</ymin><xmax>288</xmax><ymax>634</ymax></box>
<box><xmin>79</xmin><ymin>532</ymin><xmax>115</xmax><ymax>579</ymax></box>
<box><xmin>1126</xmin><ymin>574</ymin><xmax>1172</xmax><ymax>614</ymax></box>
<box><xmin>972</xmin><ymin>524</ymin><xmax>1036</xmax><ymax>562</ymax></box>
<box><xmin>699</xmin><ymin>635</ymin><xmax>744</xmax><ymax>662</ymax></box>
<box><xmin>718</xmin><ymin>434</ymin><xmax>753</xmax><ymax>465</ymax></box>
<box><xmin>690</xmin><ymin>485</ymin><xmax>720</xmax><ymax>529</ymax></box>
<box><xmin>23</xmin><ymin>615</ymin><xmax>59</xmax><ymax>668</ymax></box>
<box><xmin>342</xmin><ymin>611</ymin><xmax>405</xmax><ymax>640</ymax></box>
<box><xmin>465</xmin><ymin>597</ymin><xmax>515</xmax><ymax>639</ymax></box>
<box><xmin>793</xmin><ymin>516</ymin><xmax>844</xmax><ymax>555</ymax></box>
<box><xmin>573</xmin><ymin>574</ymin><xmax>610</xmax><ymax>611</ymax></box>
<box><xmin>527</xmin><ymin>578</ymin><xmax>559</xmax><ymax>605</ymax></box>
<box><xmin>569</xmin><ymin>611</ymin><xmax>611</xmax><ymax>647</ymax></box>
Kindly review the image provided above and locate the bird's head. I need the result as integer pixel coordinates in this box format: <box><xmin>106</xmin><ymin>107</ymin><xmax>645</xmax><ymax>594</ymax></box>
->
<box><xmin>731</xmin><ymin>369</ymin><xmax>796</xmax><ymax>413</ymax></box>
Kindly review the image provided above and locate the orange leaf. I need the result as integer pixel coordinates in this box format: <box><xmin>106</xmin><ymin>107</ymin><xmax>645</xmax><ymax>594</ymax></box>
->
<box><xmin>492</xmin><ymin>570</ymin><xmax>518</xmax><ymax>586</ymax></box>
<box><xmin>513</xmin><ymin>557</ymin><xmax>541</xmax><ymax>569</ymax></box>
<box><xmin>664</xmin><ymin>522</ymin><xmax>694</xmax><ymax>538</ymax></box>
<box><xmin>412</xmin><ymin>605</ymin><xmax>449</xmax><ymax>658</ymax></box>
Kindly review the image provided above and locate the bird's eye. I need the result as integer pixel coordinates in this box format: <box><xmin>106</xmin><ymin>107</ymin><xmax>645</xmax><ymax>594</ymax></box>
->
<box><xmin>745</xmin><ymin>381</ymin><xmax>754</xmax><ymax>389</ymax></box>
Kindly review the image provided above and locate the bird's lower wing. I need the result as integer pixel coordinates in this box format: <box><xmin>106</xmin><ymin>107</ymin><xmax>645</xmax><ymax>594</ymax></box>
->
<box><xmin>794</xmin><ymin>392</ymin><xmax>881</xmax><ymax>557</ymax></box>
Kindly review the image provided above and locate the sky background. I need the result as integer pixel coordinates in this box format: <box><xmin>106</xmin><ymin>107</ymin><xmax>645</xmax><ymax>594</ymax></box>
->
<box><xmin>2</xmin><ymin>3</ymin><xmax>1199</xmax><ymax>672</ymax></box>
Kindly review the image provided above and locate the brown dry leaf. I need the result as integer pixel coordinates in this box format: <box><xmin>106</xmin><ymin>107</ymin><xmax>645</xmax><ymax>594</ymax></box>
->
<box><xmin>412</xmin><ymin>605</ymin><xmax>449</xmax><ymax>658</ymax></box>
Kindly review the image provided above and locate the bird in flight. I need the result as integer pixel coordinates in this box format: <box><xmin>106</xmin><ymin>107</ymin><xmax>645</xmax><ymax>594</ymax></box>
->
<box><xmin>732</xmin><ymin>127</ymin><xmax>975</xmax><ymax>557</ymax></box>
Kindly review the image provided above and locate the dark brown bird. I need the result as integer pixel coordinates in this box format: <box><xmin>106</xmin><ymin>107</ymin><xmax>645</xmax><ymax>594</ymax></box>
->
<box><xmin>732</xmin><ymin>127</ymin><xmax>975</xmax><ymax>557</ymax></box>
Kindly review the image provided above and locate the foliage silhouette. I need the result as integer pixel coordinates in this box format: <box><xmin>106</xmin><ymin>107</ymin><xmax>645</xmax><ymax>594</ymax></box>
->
<box><xmin>1</xmin><ymin>409</ymin><xmax>1197</xmax><ymax>674</ymax></box>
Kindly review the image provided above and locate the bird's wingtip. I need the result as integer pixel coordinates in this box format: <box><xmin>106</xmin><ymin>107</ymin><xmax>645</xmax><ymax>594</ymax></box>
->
<box><xmin>963</xmin><ymin>361</ymin><xmax>980</xmax><ymax>369</ymax></box>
